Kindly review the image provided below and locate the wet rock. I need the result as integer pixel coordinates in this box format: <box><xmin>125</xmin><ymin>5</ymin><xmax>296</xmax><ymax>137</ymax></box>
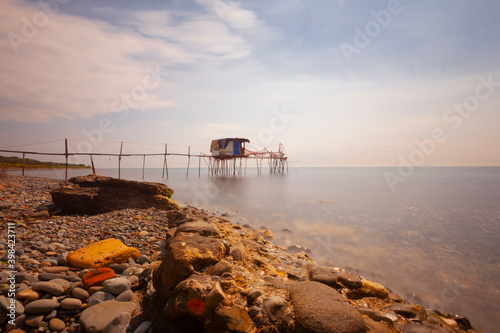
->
<box><xmin>336</xmin><ymin>271</ymin><xmax>362</xmax><ymax>288</ymax></box>
<box><xmin>386</xmin><ymin>303</ymin><xmax>427</xmax><ymax>320</ymax></box>
<box><xmin>67</xmin><ymin>239</ymin><xmax>140</xmax><ymax>269</ymax></box>
<box><xmin>50</xmin><ymin>174</ymin><xmax>179</xmax><ymax>214</ymax></box>
<box><xmin>288</xmin><ymin>281</ymin><xmax>367</xmax><ymax>333</ymax></box>
<box><xmin>306</xmin><ymin>264</ymin><xmax>338</xmax><ymax>287</ymax></box>
<box><xmin>347</xmin><ymin>280</ymin><xmax>389</xmax><ymax>299</ymax></box>
<box><xmin>79</xmin><ymin>300</ymin><xmax>136</xmax><ymax>332</ymax></box>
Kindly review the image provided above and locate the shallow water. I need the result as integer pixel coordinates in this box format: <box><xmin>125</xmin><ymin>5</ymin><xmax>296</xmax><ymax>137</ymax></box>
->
<box><xmin>11</xmin><ymin>166</ymin><xmax>500</xmax><ymax>332</ymax></box>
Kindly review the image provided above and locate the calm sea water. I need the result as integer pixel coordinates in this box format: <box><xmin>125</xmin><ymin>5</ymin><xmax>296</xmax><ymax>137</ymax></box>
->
<box><xmin>11</xmin><ymin>166</ymin><xmax>500</xmax><ymax>332</ymax></box>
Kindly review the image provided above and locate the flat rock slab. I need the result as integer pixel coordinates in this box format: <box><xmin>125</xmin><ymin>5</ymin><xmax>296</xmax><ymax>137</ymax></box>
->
<box><xmin>79</xmin><ymin>300</ymin><xmax>136</xmax><ymax>333</ymax></box>
<box><xmin>67</xmin><ymin>239</ymin><xmax>140</xmax><ymax>269</ymax></box>
<box><xmin>288</xmin><ymin>281</ymin><xmax>367</xmax><ymax>333</ymax></box>
<box><xmin>50</xmin><ymin>174</ymin><xmax>179</xmax><ymax>214</ymax></box>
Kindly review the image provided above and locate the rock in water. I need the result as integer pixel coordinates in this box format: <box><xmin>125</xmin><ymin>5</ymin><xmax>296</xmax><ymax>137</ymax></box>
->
<box><xmin>67</xmin><ymin>239</ymin><xmax>140</xmax><ymax>269</ymax></box>
<box><xmin>288</xmin><ymin>281</ymin><xmax>367</xmax><ymax>333</ymax></box>
<box><xmin>50</xmin><ymin>174</ymin><xmax>179</xmax><ymax>214</ymax></box>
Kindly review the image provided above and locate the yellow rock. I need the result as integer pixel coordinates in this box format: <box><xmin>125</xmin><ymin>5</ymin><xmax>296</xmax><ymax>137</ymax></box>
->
<box><xmin>66</xmin><ymin>239</ymin><xmax>140</xmax><ymax>269</ymax></box>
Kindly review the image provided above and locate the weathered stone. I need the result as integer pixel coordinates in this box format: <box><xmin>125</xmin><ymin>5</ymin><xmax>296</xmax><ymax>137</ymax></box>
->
<box><xmin>347</xmin><ymin>280</ymin><xmax>389</xmax><ymax>299</ymax></box>
<box><xmin>79</xmin><ymin>300</ymin><xmax>136</xmax><ymax>333</ymax></box>
<box><xmin>60</xmin><ymin>298</ymin><xmax>82</xmax><ymax>310</ymax></box>
<box><xmin>153</xmin><ymin>233</ymin><xmax>226</xmax><ymax>298</ymax></box>
<box><xmin>103</xmin><ymin>277</ymin><xmax>132</xmax><ymax>296</ymax></box>
<box><xmin>175</xmin><ymin>221</ymin><xmax>220</xmax><ymax>237</ymax></box>
<box><xmin>25</xmin><ymin>314</ymin><xmax>44</xmax><ymax>327</ymax></box>
<box><xmin>17</xmin><ymin>289</ymin><xmax>39</xmax><ymax>301</ymax></box>
<box><xmin>247</xmin><ymin>290</ymin><xmax>262</xmax><ymax>306</ymax></box>
<box><xmin>337</xmin><ymin>271</ymin><xmax>362</xmax><ymax>288</ymax></box>
<box><xmin>0</xmin><ymin>296</ymin><xmax>24</xmax><ymax>315</ymax></box>
<box><xmin>31</xmin><ymin>210</ymin><xmax>49</xmax><ymax>218</ymax></box>
<box><xmin>116</xmin><ymin>289</ymin><xmax>135</xmax><ymax>302</ymax></box>
<box><xmin>67</xmin><ymin>239</ymin><xmax>141</xmax><ymax>269</ymax></box>
<box><xmin>262</xmin><ymin>296</ymin><xmax>288</xmax><ymax>323</ymax></box>
<box><xmin>49</xmin><ymin>318</ymin><xmax>66</xmax><ymax>331</ymax></box>
<box><xmin>386</xmin><ymin>303</ymin><xmax>427</xmax><ymax>320</ymax></box>
<box><xmin>306</xmin><ymin>264</ymin><xmax>338</xmax><ymax>287</ymax></box>
<box><xmin>87</xmin><ymin>291</ymin><xmax>115</xmax><ymax>307</ymax></box>
<box><xmin>163</xmin><ymin>274</ymin><xmax>214</xmax><ymax>319</ymax></box>
<box><xmin>32</xmin><ymin>281</ymin><xmax>65</xmax><ymax>296</ymax></box>
<box><xmin>50</xmin><ymin>174</ymin><xmax>179</xmax><ymax>214</ymax></box>
<box><xmin>208</xmin><ymin>307</ymin><xmax>253</xmax><ymax>333</ymax></box>
<box><xmin>72</xmin><ymin>287</ymin><xmax>90</xmax><ymax>301</ymax></box>
<box><xmin>288</xmin><ymin>281</ymin><xmax>367</xmax><ymax>333</ymax></box>
<box><xmin>43</xmin><ymin>266</ymin><xmax>69</xmax><ymax>274</ymax></box>
<box><xmin>24</xmin><ymin>299</ymin><xmax>58</xmax><ymax>314</ymax></box>
<box><xmin>38</xmin><ymin>273</ymin><xmax>80</xmax><ymax>282</ymax></box>
<box><xmin>209</xmin><ymin>259</ymin><xmax>232</xmax><ymax>276</ymax></box>
<box><xmin>133</xmin><ymin>321</ymin><xmax>152</xmax><ymax>333</ymax></box>
<box><xmin>103</xmin><ymin>312</ymin><xmax>132</xmax><ymax>333</ymax></box>
<box><xmin>205</xmin><ymin>282</ymin><xmax>227</xmax><ymax>309</ymax></box>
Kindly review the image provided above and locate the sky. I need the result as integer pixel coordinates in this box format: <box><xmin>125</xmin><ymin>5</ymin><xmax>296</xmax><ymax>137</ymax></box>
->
<box><xmin>0</xmin><ymin>0</ymin><xmax>499</xmax><ymax>167</ymax></box>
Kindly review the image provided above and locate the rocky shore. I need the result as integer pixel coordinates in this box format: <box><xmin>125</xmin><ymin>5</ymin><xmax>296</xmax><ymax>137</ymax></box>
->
<box><xmin>0</xmin><ymin>175</ymin><xmax>479</xmax><ymax>333</ymax></box>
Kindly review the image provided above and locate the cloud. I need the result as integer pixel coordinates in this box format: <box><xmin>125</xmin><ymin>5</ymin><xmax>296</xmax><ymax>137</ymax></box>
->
<box><xmin>0</xmin><ymin>0</ymin><xmax>264</xmax><ymax>123</ymax></box>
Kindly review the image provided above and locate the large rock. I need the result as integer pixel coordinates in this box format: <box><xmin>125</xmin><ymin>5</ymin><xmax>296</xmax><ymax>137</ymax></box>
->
<box><xmin>50</xmin><ymin>174</ymin><xmax>179</xmax><ymax>214</ymax></box>
<box><xmin>153</xmin><ymin>233</ymin><xmax>226</xmax><ymax>300</ymax></box>
<box><xmin>67</xmin><ymin>239</ymin><xmax>140</xmax><ymax>269</ymax></box>
<box><xmin>288</xmin><ymin>281</ymin><xmax>367</xmax><ymax>333</ymax></box>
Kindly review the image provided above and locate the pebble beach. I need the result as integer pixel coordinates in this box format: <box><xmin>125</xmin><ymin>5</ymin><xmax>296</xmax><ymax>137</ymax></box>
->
<box><xmin>0</xmin><ymin>175</ymin><xmax>480</xmax><ymax>333</ymax></box>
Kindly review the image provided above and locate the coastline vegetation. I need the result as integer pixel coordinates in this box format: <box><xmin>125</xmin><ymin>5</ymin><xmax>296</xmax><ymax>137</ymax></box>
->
<box><xmin>0</xmin><ymin>155</ymin><xmax>90</xmax><ymax>169</ymax></box>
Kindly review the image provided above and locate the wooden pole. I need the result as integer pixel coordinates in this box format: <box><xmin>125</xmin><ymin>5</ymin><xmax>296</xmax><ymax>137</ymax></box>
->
<box><xmin>22</xmin><ymin>153</ymin><xmax>25</xmax><ymax>176</ymax></box>
<box><xmin>163</xmin><ymin>144</ymin><xmax>169</xmax><ymax>178</ymax></box>
<box><xmin>198</xmin><ymin>156</ymin><xmax>201</xmax><ymax>177</ymax></box>
<box><xmin>118</xmin><ymin>141</ymin><xmax>123</xmax><ymax>179</ymax></box>
<box><xmin>186</xmin><ymin>146</ymin><xmax>191</xmax><ymax>177</ymax></box>
<box><xmin>90</xmin><ymin>155</ymin><xmax>96</xmax><ymax>174</ymax></box>
<box><xmin>142</xmin><ymin>155</ymin><xmax>146</xmax><ymax>179</ymax></box>
<box><xmin>64</xmin><ymin>138</ymin><xmax>68</xmax><ymax>180</ymax></box>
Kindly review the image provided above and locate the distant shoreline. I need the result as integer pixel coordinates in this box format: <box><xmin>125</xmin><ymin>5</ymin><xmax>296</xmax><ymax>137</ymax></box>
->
<box><xmin>1</xmin><ymin>165</ymin><xmax>91</xmax><ymax>171</ymax></box>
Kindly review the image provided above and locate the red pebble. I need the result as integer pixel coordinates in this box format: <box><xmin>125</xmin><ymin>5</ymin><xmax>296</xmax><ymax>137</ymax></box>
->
<box><xmin>82</xmin><ymin>267</ymin><xmax>116</xmax><ymax>289</ymax></box>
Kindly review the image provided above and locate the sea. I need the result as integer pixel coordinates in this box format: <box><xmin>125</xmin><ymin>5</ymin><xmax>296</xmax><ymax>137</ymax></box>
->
<box><xmin>9</xmin><ymin>166</ymin><xmax>500</xmax><ymax>332</ymax></box>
